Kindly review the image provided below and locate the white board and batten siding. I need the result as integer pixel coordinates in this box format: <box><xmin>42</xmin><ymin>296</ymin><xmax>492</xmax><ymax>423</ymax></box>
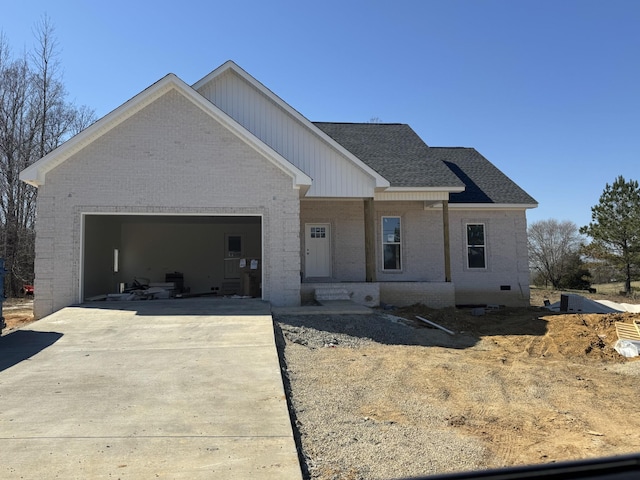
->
<box><xmin>196</xmin><ymin>69</ymin><xmax>377</xmax><ymax>198</ymax></box>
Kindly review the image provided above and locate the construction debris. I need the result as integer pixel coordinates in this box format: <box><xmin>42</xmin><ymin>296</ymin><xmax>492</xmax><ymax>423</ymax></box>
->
<box><xmin>613</xmin><ymin>340</ymin><xmax>640</xmax><ymax>358</ymax></box>
<box><xmin>545</xmin><ymin>293</ymin><xmax>640</xmax><ymax>314</ymax></box>
<box><xmin>613</xmin><ymin>318</ymin><xmax>640</xmax><ymax>357</ymax></box>
<box><xmin>615</xmin><ymin>319</ymin><xmax>640</xmax><ymax>341</ymax></box>
<box><xmin>86</xmin><ymin>278</ymin><xmax>177</xmax><ymax>302</ymax></box>
<box><xmin>415</xmin><ymin>315</ymin><xmax>455</xmax><ymax>335</ymax></box>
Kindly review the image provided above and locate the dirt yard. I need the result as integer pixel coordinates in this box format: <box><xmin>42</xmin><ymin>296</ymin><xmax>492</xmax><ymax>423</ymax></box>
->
<box><xmin>1</xmin><ymin>299</ymin><xmax>34</xmax><ymax>335</ymax></box>
<box><xmin>392</xmin><ymin>306</ymin><xmax>640</xmax><ymax>464</ymax></box>
<box><xmin>276</xmin><ymin>289</ymin><xmax>640</xmax><ymax>479</ymax></box>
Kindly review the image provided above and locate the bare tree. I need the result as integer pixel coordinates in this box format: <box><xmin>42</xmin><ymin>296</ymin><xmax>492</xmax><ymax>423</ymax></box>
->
<box><xmin>0</xmin><ymin>35</ymin><xmax>35</xmax><ymax>295</ymax></box>
<box><xmin>528</xmin><ymin>219</ymin><xmax>585</xmax><ymax>289</ymax></box>
<box><xmin>0</xmin><ymin>18</ymin><xmax>95</xmax><ymax>296</ymax></box>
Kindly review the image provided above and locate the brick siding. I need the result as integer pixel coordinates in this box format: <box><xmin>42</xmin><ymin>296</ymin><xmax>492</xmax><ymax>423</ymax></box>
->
<box><xmin>33</xmin><ymin>89</ymin><xmax>301</xmax><ymax>318</ymax></box>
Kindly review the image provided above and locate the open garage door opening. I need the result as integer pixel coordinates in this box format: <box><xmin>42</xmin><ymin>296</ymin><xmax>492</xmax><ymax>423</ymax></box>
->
<box><xmin>82</xmin><ymin>214</ymin><xmax>263</xmax><ymax>301</ymax></box>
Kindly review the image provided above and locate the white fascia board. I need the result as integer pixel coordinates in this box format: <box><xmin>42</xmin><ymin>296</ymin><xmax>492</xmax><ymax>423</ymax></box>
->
<box><xmin>193</xmin><ymin>61</ymin><xmax>390</xmax><ymax>189</ymax></box>
<box><xmin>301</xmin><ymin>197</ymin><xmax>365</xmax><ymax>202</ymax></box>
<box><xmin>20</xmin><ymin>73</ymin><xmax>312</xmax><ymax>191</ymax></box>
<box><xmin>192</xmin><ymin>60</ymin><xmax>236</xmax><ymax>90</ymax></box>
<box><xmin>385</xmin><ymin>186</ymin><xmax>466</xmax><ymax>193</ymax></box>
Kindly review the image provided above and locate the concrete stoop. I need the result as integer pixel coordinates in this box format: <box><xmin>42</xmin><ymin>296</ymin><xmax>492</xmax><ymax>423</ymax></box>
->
<box><xmin>314</xmin><ymin>286</ymin><xmax>351</xmax><ymax>303</ymax></box>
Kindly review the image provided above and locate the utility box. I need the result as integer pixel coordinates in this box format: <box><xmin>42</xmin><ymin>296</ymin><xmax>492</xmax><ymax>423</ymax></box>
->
<box><xmin>240</xmin><ymin>259</ymin><xmax>261</xmax><ymax>297</ymax></box>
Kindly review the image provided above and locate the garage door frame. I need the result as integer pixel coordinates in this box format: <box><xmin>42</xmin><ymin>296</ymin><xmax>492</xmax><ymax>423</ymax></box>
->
<box><xmin>79</xmin><ymin>211</ymin><xmax>264</xmax><ymax>303</ymax></box>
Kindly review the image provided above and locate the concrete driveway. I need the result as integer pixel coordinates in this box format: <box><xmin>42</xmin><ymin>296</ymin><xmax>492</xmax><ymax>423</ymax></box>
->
<box><xmin>0</xmin><ymin>298</ymin><xmax>301</xmax><ymax>479</ymax></box>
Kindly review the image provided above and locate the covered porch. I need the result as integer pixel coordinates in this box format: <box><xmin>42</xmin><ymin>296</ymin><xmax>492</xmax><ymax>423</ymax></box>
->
<box><xmin>300</xmin><ymin>193</ymin><xmax>455</xmax><ymax>308</ymax></box>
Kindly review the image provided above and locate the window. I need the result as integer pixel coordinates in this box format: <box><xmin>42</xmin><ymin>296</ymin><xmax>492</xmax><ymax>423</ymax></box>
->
<box><xmin>382</xmin><ymin>216</ymin><xmax>401</xmax><ymax>270</ymax></box>
<box><xmin>310</xmin><ymin>226</ymin><xmax>326</xmax><ymax>239</ymax></box>
<box><xmin>466</xmin><ymin>224</ymin><xmax>486</xmax><ymax>269</ymax></box>
<box><xmin>225</xmin><ymin>234</ymin><xmax>243</xmax><ymax>258</ymax></box>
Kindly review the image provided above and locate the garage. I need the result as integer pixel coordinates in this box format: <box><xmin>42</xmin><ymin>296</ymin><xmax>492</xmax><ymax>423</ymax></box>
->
<box><xmin>82</xmin><ymin>214</ymin><xmax>263</xmax><ymax>301</ymax></box>
<box><xmin>20</xmin><ymin>66</ymin><xmax>311</xmax><ymax>318</ymax></box>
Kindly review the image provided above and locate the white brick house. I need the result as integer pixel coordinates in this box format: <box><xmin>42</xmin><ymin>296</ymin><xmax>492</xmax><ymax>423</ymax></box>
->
<box><xmin>21</xmin><ymin>61</ymin><xmax>536</xmax><ymax>318</ymax></box>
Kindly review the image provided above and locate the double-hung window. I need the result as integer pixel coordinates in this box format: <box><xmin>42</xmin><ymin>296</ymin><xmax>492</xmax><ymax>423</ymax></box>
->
<box><xmin>382</xmin><ymin>216</ymin><xmax>402</xmax><ymax>270</ymax></box>
<box><xmin>466</xmin><ymin>223</ymin><xmax>486</xmax><ymax>269</ymax></box>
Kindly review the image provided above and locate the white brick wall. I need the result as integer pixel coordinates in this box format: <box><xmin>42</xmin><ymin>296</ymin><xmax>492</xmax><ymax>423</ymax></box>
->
<box><xmin>375</xmin><ymin>202</ymin><xmax>446</xmax><ymax>281</ymax></box>
<box><xmin>33</xmin><ymin>89</ymin><xmax>301</xmax><ymax>318</ymax></box>
<box><xmin>449</xmin><ymin>209</ymin><xmax>531</xmax><ymax>306</ymax></box>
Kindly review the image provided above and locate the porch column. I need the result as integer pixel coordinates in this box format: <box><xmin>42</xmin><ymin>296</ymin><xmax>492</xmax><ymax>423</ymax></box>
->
<box><xmin>364</xmin><ymin>198</ymin><xmax>376</xmax><ymax>282</ymax></box>
<box><xmin>442</xmin><ymin>200</ymin><xmax>452</xmax><ymax>282</ymax></box>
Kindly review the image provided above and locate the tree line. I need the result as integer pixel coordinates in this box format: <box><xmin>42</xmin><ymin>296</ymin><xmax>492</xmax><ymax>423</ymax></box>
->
<box><xmin>0</xmin><ymin>16</ymin><xmax>95</xmax><ymax>296</ymax></box>
<box><xmin>529</xmin><ymin>176</ymin><xmax>640</xmax><ymax>295</ymax></box>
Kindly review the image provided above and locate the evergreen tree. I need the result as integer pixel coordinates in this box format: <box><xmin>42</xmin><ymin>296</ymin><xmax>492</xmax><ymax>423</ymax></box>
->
<box><xmin>580</xmin><ymin>176</ymin><xmax>640</xmax><ymax>295</ymax></box>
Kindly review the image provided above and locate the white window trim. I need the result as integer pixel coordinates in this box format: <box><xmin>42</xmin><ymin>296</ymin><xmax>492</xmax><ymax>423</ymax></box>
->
<box><xmin>466</xmin><ymin>222</ymin><xmax>487</xmax><ymax>270</ymax></box>
<box><xmin>381</xmin><ymin>216</ymin><xmax>402</xmax><ymax>271</ymax></box>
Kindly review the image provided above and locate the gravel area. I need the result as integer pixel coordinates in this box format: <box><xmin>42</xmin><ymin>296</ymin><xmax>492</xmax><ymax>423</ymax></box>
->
<box><xmin>273</xmin><ymin>312</ymin><xmax>489</xmax><ymax>480</ymax></box>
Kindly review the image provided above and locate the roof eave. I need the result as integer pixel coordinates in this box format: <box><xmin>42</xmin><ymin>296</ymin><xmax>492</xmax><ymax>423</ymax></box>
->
<box><xmin>385</xmin><ymin>186</ymin><xmax>465</xmax><ymax>193</ymax></box>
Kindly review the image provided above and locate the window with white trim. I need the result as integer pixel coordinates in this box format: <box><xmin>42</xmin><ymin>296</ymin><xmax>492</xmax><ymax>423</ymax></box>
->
<box><xmin>382</xmin><ymin>216</ymin><xmax>402</xmax><ymax>270</ymax></box>
<box><xmin>466</xmin><ymin>223</ymin><xmax>486</xmax><ymax>269</ymax></box>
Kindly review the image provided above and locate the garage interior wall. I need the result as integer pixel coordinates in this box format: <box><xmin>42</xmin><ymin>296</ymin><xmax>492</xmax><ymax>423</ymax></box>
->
<box><xmin>83</xmin><ymin>215</ymin><xmax>262</xmax><ymax>299</ymax></box>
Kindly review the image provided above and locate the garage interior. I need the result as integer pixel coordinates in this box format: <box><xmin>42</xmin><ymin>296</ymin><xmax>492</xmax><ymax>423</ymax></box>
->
<box><xmin>82</xmin><ymin>215</ymin><xmax>262</xmax><ymax>300</ymax></box>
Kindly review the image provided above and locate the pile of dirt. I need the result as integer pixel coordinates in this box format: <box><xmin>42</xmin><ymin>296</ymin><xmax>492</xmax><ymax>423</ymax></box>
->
<box><xmin>535</xmin><ymin>312</ymin><xmax>636</xmax><ymax>362</ymax></box>
<box><xmin>393</xmin><ymin>304</ymin><xmax>639</xmax><ymax>363</ymax></box>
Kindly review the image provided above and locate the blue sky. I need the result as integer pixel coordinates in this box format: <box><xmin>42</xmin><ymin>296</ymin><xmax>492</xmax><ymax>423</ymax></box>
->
<box><xmin>3</xmin><ymin>0</ymin><xmax>639</xmax><ymax>229</ymax></box>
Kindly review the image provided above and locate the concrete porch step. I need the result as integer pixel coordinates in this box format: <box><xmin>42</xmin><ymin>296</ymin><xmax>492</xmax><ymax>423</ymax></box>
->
<box><xmin>314</xmin><ymin>287</ymin><xmax>351</xmax><ymax>303</ymax></box>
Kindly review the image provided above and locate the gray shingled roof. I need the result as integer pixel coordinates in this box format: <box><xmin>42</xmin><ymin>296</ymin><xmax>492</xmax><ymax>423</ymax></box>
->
<box><xmin>314</xmin><ymin>122</ymin><xmax>463</xmax><ymax>188</ymax></box>
<box><xmin>429</xmin><ymin>147</ymin><xmax>537</xmax><ymax>204</ymax></box>
<box><xmin>313</xmin><ymin>122</ymin><xmax>537</xmax><ymax>205</ymax></box>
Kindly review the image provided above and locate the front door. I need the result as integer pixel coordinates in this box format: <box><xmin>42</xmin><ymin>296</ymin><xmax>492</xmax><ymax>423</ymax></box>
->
<box><xmin>305</xmin><ymin>224</ymin><xmax>331</xmax><ymax>278</ymax></box>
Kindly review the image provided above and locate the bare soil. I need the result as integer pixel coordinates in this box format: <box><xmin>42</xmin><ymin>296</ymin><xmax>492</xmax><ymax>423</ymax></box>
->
<box><xmin>277</xmin><ymin>289</ymin><xmax>640</xmax><ymax>479</ymax></box>
<box><xmin>1</xmin><ymin>299</ymin><xmax>34</xmax><ymax>335</ymax></box>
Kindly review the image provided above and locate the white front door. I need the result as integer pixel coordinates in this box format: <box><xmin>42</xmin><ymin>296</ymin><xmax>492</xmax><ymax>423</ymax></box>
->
<box><xmin>305</xmin><ymin>224</ymin><xmax>331</xmax><ymax>278</ymax></box>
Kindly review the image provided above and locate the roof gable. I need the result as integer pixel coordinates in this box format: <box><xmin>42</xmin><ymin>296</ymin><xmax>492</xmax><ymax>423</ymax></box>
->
<box><xmin>20</xmin><ymin>73</ymin><xmax>311</xmax><ymax>191</ymax></box>
<box><xmin>193</xmin><ymin>61</ymin><xmax>390</xmax><ymax>195</ymax></box>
